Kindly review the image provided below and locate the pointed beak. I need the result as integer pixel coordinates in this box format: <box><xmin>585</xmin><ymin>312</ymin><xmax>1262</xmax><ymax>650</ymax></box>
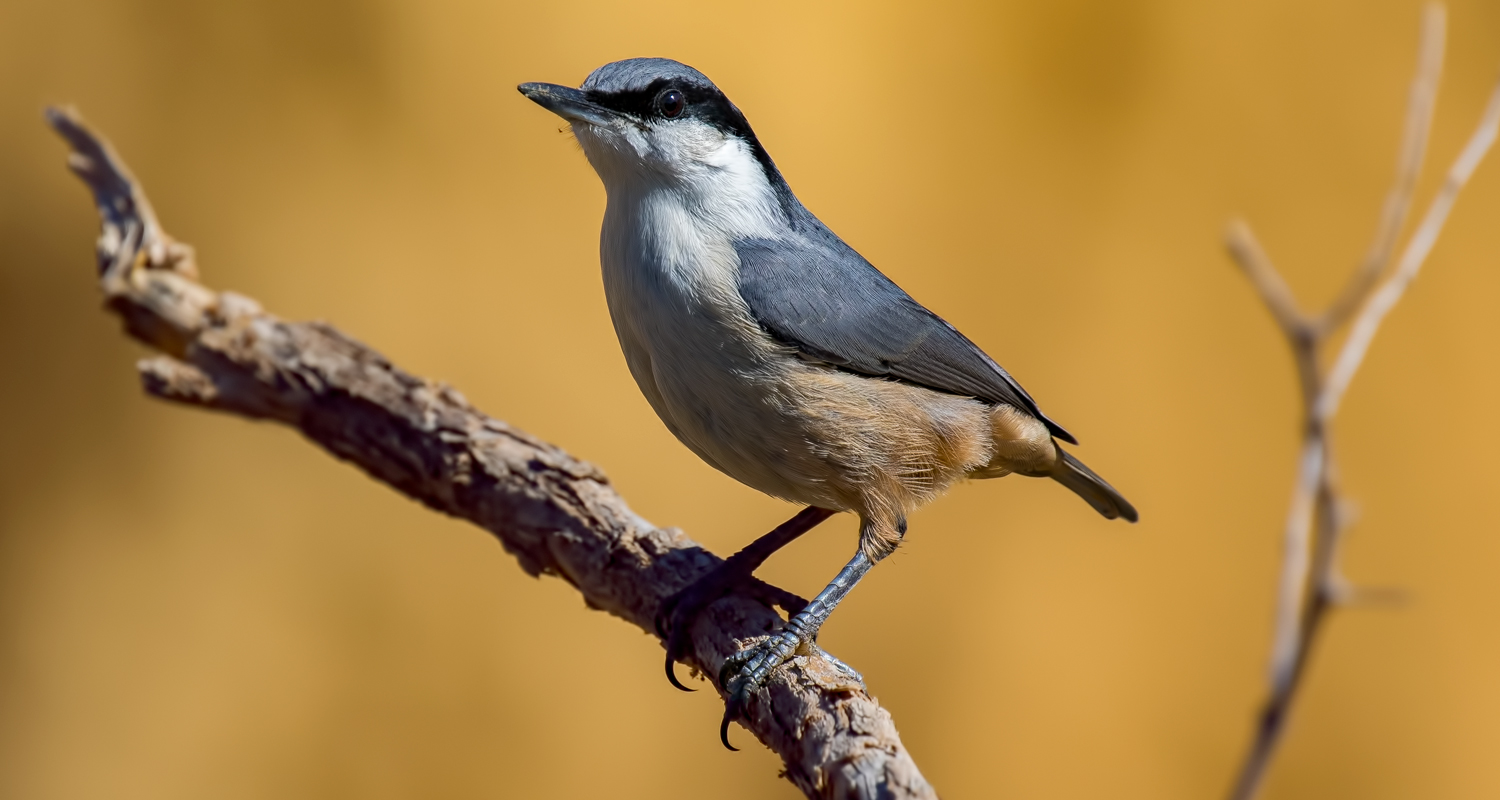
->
<box><xmin>518</xmin><ymin>82</ymin><xmax>622</xmax><ymax>128</ymax></box>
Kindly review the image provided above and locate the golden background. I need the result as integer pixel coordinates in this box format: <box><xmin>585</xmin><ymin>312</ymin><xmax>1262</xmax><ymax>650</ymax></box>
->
<box><xmin>4</xmin><ymin>0</ymin><xmax>1500</xmax><ymax>797</ymax></box>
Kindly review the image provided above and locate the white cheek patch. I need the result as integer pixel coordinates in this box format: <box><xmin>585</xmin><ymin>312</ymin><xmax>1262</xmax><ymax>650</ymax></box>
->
<box><xmin>576</xmin><ymin>118</ymin><xmax>784</xmax><ymax>242</ymax></box>
<box><xmin>650</xmin><ymin>121</ymin><xmax>728</xmax><ymax>166</ymax></box>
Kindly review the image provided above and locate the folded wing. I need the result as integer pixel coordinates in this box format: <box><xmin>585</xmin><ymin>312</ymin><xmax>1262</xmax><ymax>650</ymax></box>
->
<box><xmin>734</xmin><ymin>236</ymin><xmax>1076</xmax><ymax>444</ymax></box>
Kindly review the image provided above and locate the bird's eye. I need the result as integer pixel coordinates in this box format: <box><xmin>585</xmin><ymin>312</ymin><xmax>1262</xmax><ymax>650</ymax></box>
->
<box><xmin>658</xmin><ymin>89</ymin><xmax>686</xmax><ymax>118</ymax></box>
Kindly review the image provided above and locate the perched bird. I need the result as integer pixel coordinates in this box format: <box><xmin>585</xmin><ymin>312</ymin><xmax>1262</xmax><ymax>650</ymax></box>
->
<box><xmin>519</xmin><ymin>58</ymin><xmax>1136</xmax><ymax>748</ymax></box>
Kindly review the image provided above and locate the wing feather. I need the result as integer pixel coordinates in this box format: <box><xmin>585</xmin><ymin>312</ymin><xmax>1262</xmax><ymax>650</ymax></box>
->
<box><xmin>734</xmin><ymin>237</ymin><xmax>1076</xmax><ymax>444</ymax></box>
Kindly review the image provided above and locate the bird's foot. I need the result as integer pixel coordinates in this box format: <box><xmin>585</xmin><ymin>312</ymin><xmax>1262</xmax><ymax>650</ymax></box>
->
<box><xmin>655</xmin><ymin>562</ymin><xmax>807</xmax><ymax>691</ymax></box>
<box><xmin>716</xmin><ymin>624</ymin><xmax>863</xmax><ymax>750</ymax></box>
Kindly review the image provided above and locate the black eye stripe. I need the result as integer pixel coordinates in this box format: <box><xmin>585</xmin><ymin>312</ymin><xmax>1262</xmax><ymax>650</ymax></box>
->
<box><xmin>587</xmin><ymin>79</ymin><xmax>674</xmax><ymax>119</ymax></box>
<box><xmin>588</xmin><ymin>80</ymin><xmax>744</xmax><ymax>129</ymax></box>
<box><xmin>581</xmin><ymin>73</ymin><xmax>795</xmax><ymax>220</ymax></box>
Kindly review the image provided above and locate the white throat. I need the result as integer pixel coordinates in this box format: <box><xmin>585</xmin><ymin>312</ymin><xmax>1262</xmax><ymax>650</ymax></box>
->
<box><xmin>573</xmin><ymin>120</ymin><xmax>785</xmax><ymax>244</ymax></box>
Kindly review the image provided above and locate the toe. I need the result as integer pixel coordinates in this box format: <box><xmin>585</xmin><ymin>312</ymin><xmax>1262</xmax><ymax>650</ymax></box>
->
<box><xmin>718</xmin><ymin>646</ymin><xmax>754</xmax><ymax>691</ymax></box>
<box><xmin>806</xmin><ymin>643</ymin><xmax>865</xmax><ymax>688</ymax></box>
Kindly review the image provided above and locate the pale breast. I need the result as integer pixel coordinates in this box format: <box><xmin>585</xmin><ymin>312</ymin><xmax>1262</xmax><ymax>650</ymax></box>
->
<box><xmin>596</xmin><ymin>185</ymin><xmax>996</xmax><ymax>518</ymax></box>
<box><xmin>600</xmin><ymin>188</ymin><xmax>809</xmax><ymax>497</ymax></box>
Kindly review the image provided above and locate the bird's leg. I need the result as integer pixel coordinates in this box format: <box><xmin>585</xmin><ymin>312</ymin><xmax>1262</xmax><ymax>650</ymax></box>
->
<box><xmin>655</xmin><ymin>506</ymin><xmax>835</xmax><ymax>691</ymax></box>
<box><xmin>717</xmin><ymin>547</ymin><xmax>875</xmax><ymax>750</ymax></box>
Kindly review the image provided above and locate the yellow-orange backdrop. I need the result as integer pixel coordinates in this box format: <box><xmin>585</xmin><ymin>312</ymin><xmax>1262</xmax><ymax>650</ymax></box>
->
<box><xmin>4</xmin><ymin>1</ymin><xmax>1500</xmax><ymax>797</ymax></box>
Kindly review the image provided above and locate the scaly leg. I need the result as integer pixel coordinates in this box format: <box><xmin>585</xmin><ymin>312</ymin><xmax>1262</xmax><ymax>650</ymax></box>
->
<box><xmin>655</xmin><ymin>506</ymin><xmax>836</xmax><ymax>691</ymax></box>
<box><xmin>717</xmin><ymin>547</ymin><xmax>875</xmax><ymax>750</ymax></box>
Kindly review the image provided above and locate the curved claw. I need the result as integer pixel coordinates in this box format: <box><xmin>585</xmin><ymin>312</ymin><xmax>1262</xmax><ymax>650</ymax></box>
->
<box><xmin>719</xmin><ymin>711</ymin><xmax>740</xmax><ymax>751</ymax></box>
<box><xmin>714</xmin><ymin>640</ymin><xmax>779</xmax><ymax>752</ymax></box>
<box><xmin>658</xmin><ymin>593</ymin><xmax>701</xmax><ymax>692</ymax></box>
<box><xmin>665</xmin><ymin>662</ymin><xmax>695</xmax><ymax>692</ymax></box>
<box><xmin>717</xmin><ymin>651</ymin><xmax>752</xmax><ymax>750</ymax></box>
<box><xmin>719</xmin><ymin>694</ymin><xmax>744</xmax><ymax>751</ymax></box>
<box><xmin>664</xmin><ymin>636</ymin><xmax>696</xmax><ymax>692</ymax></box>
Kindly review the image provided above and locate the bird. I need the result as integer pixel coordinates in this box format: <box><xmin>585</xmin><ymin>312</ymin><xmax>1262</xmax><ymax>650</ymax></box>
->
<box><xmin>518</xmin><ymin>57</ymin><xmax>1136</xmax><ymax>748</ymax></box>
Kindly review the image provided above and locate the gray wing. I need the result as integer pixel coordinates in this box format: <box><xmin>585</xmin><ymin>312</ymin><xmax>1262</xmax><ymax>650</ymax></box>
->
<box><xmin>734</xmin><ymin>236</ymin><xmax>1076</xmax><ymax>444</ymax></box>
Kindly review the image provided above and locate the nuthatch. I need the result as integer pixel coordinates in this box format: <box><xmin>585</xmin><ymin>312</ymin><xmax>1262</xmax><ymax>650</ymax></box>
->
<box><xmin>519</xmin><ymin>58</ymin><xmax>1136</xmax><ymax>748</ymax></box>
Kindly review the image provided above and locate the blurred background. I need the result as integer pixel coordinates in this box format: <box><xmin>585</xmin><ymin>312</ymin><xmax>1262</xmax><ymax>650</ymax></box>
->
<box><xmin>3</xmin><ymin>0</ymin><xmax>1500</xmax><ymax>797</ymax></box>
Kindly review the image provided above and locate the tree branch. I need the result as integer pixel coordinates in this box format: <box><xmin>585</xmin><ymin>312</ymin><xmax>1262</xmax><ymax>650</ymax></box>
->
<box><xmin>45</xmin><ymin>106</ymin><xmax>938</xmax><ymax>800</ymax></box>
<box><xmin>1315</xmin><ymin>3</ymin><xmax>1446</xmax><ymax>335</ymax></box>
<box><xmin>1224</xmin><ymin>220</ymin><xmax>1312</xmax><ymax>339</ymax></box>
<box><xmin>1224</xmin><ymin>6</ymin><xmax>1499</xmax><ymax>798</ymax></box>
<box><xmin>1318</xmin><ymin>72</ymin><xmax>1500</xmax><ymax>423</ymax></box>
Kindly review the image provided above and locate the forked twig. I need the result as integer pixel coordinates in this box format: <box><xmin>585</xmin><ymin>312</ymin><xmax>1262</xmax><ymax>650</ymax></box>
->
<box><xmin>1224</xmin><ymin>6</ymin><xmax>1500</xmax><ymax>798</ymax></box>
<box><xmin>1319</xmin><ymin>81</ymin><xmax>1500</xmax><ymax>422</ymax></box>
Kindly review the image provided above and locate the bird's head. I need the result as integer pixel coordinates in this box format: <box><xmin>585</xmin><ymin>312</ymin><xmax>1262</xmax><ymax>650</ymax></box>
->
<box><xmin>520</xmin><ymin>58</ymin><xmax>785</xmax><ymax>213</ymax></box>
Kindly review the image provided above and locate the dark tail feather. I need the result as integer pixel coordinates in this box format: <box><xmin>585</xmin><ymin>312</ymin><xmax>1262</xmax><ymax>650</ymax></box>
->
<box><xmin>1051</xmin><ymin>449</ymin><xmax>1138</xmax><ymax>523</ymax></box>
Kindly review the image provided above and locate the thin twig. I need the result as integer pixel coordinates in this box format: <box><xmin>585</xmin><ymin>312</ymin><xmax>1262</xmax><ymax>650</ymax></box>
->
<box><xmin>1318</xmin><ymin>76</ymin><xmax>1500</xmax><ymax>422</ymax></box>
<box><xmin>45</xmin><ymin>106</ymin><xmax>938</xmax><ymax>800</ymax></box>
<box><xmin>1316</xmin><ymin>3</ymin><xmax>1446</xmax><ymax>334</ymax></box>
<box><xmin>1267</xmin><ymin>439</ymin><xmax>1326</xmax><ymax>692</ymax></box>
<box><xmin>1225</xmin><ymin>6</ymin><xmax>1500</xmax><ymax>799</ymax></box>
<box><xmin>1223</xmin><ymin>220</ymin><xmax>1324</xmax><ymax>708</ymax></box>
<box><xmin>1224</xmin><ymin>220</ymin><xmax>1312</xmax><ymax>336</ymax></box>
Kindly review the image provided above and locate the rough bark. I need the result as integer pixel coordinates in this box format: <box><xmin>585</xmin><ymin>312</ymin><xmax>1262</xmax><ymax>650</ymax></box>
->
<box><xmin>46</xmin><ymin>107</ymin><xmax>938</xmax><ymax>800</ymax></box>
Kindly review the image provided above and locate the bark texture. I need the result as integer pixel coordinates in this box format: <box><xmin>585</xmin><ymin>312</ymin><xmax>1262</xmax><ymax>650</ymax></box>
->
<box><xmin>47</xmin><ymin>107</ymin><xmax>938</xmax><ymax>800</ymax></box>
